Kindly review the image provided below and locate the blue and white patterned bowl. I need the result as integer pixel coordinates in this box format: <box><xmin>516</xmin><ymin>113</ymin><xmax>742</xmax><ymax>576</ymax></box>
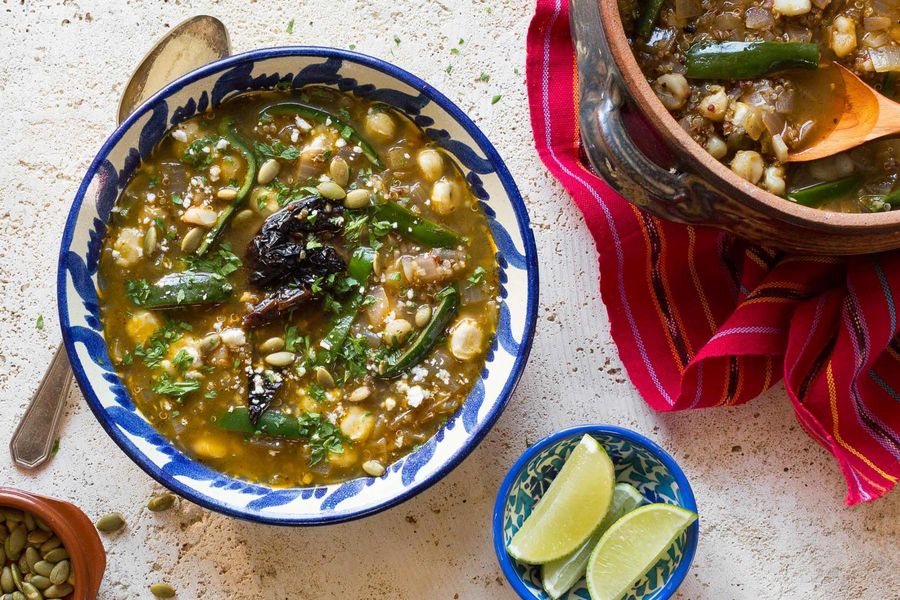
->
<box><xmin>493</xmin><ymin>426</ymin><xmax>699</xmax><ymax>599</ymax></box>
<box><xmin>58</xmin><ymin>47</ymin><xmax>538</xmax><ymax>525</ymax></box>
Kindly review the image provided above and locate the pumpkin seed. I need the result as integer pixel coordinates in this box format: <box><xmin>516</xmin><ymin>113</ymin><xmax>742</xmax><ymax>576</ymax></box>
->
<box><xmin>2</xmin><ymin>510</ymin><xmax>23</xmax><ymax>523</ymax></box>
<box><xmin>316</xmin><ymin>181</ymin><xmax>346</xmax><ymax>200</ymax></box>
<box><xmin>362</xmin><ymin>460</ymin><xmax>386</xmax><ymax>477</ymax></box>
<box><xmin>65</xmin><ymin>572</ymin><xmax>74</xmax><ymax>587</ymax></box>
<box><xmin>1</xmin><ymin>567</ymin><xmax>13</xmax><ymax>592</ymax></box>
<box><xmin>21</xmin><ymin>514</ymin><xmax>34</xmax><ymax>533</ymax></box>
<box><xmin>15</xmin><ymin>557</ymin><xmax>25</xmax><ymax>576</ymax></box>
<box><xmin>259</xmin><ymin>337</ymin><xmax>285</xmax><ymax>353</ymax></box>
<box><xmin>34</xmin><ymin>519</ymin><xmax>50</xmax><ymax>534</ymax></box>
<box><xmin>19</xmin><ymin>583</ymin><xmax>39</xmax><ymax>600</ymax></box>
<box><xmin>24</xmin><ymin>547</ymin><xmax>39</xmax><ymax>572</ymax></box>
<box><xmin>232</xmin><ymin>208</ymin><xmax>257</xmax><ymax>230</ymax></box>
<box><xmin>48</xmin><ymin>562</ymin><xmax>68</xmax><ymax>587</ymax></box>
<box><xmin>6</xmin><ymin>526</ymin><xmax>25</xmax><ymax>560</ymax></box>
<box><xmin>143</xmin><ymin>226</ymin><xmax>157</xmax><ymax>256</ymax></box>
<box><xmin>0</xmin><ymin>523</ymin><xmax>8</xmax><ymax>542</ymax></box>
<box><xmin>147</xmin><ymin>494</ymin><xmax>176</xmax><ymax>513</ymax></box>
<box><xmin>199</xmin><ymin>333</ymin><xmax>221</xmax><ymax>354</ymax></box>
<box><xmin>31</xmin><ymin>564</ymin><xmax>52</xmax><ymax>579</ymax></box>
<box><xmin>329</xmin><ymin>156</ymin><xmax>350</xmax><ymax>187</ymax></box>
<box><xmin>41</xmin><ymin>549</ymin><xmax>67</xmax><ymax>564</ymax></box>
<box><xmin>216</xmin><ymin>186</ymin><xmax>238</xmax><ymax>201</ymax></box>
<box><xmin>180</xmin><ymin>227</ymin><xmax>205</xmax><ymax>253</ymax></box>
<box><xmin>257</xmin><ymin>158</ymin><xmax>280</xmax><ymax>185</ymax></box>
<box><xmin>25</xmin><ymin>531</ymin><xmax>50</xmax><ymax>546</ymax></box>
<box><xmin>414</xmin><ymin>304</ymin><xmax>432</xmax><ymax>328</ymax></box>
<box><xmin>11</xmin><ymin>592</ymin><xmax>25</xmax><ymax>600</ymax></box>
<box><xmin>315</xmin><ymin>366</ymin><xmax>335</xmax><ymax>388</ymax></box>
<box><xmin>95</xmin><ymin>512</ymin><xmax>126</xmax><ymax>533</ymax></box>
<box><xmin>36</xmin><ymin>538</ymin><xmax>59</xmax><ymax>554</ymax></box>
<box><xmin>264</xmin><ymin>351</ymin><xmax>295</xmax><ymax>367</ymax></box>
<box><xmin>149</xmin><ymin>582</ymin><xmax>177</xmax><ymax>598</ymax></box>
<box><xmin>42</xmin><ymin>584</ymin><xmax>71</xmax><ymax>599</ymax></box>
<box><xmin>10</xmin><ymin>565</ymin><xmax>21</xmax><ymax>592</ymax></box>
<box><xmin>27</xmin><ymin>577</ymin><xmax>49</xmax><ymax>591</ymax></box>
<box><xmin>343</xmin><ymin>188</ymin><xmax>371</xmax><ymax>209</ymax></box>
<box><xmin>348</xmin><ymin>386</ymin><xmax>371</xmax><ymax>403</ymax></box>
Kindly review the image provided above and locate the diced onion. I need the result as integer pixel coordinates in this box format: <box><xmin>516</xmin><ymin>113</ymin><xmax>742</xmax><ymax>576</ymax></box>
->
<box><xmin>864</xmin><ymin>16</ymin><xmax>891</xmax><ymax>32</ymax></box>
<box><xmin>870</xmin><ymin>47</ymin><xmax>900</xmax><ymax>73</ymax></box>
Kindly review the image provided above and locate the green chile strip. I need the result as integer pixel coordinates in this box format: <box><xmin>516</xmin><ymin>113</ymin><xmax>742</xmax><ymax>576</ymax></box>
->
<box><xmin>135</xmin><ymin>272</ymin><xmax>233</xmax><ymax>309</ymax></box>
<box><xmin>372</xmin><ymin>202</ymin><xmax>463</xmax><ymax>248</ymax></box>
<box><xmin>319</xmin><ymin>247</ymin><xmax>376</xmax><ymax>365</ymax></box>
<box><xmin>637</xmin><ymin>0</ymin><xmax>665</xmax><ymax>38</ymax></box>
<box><xmin>195</xmin><ymin>117</ymin><xmax>258</xmax><ymax>256</ymax></box>
<box><xmin>686</xmin><ymin>42</ymin><xmax>820</xmax><ymax>80</ymax></box>
<box><xmin>883</xmin><ymin>188</ymin><xmax>900</xmax><ymax>207</ymax></box>
<box><xmin>378</xmin><ymin>284</ymin><xmax>459</xmax><ymax>379</ymax></box>
<box><xmin>259</xmin><ymin>103</ymin><xmax>384</xmax><ymax>168</ymax></box>
<box><xmin>787</xmin><ymin>175</ymin><xmax>864</xmax><ymax>207</ymax></box>
<box><xmin>216</xmin><ymin>407</ymin><xmax>304</xmax><ymax>438</ymax></box>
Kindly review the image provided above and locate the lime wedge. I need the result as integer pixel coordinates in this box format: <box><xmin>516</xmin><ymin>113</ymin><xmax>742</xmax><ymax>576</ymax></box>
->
<box><xmin>586</xmin><ymin>503</ymin><xmax>698</xmax><ymax>600</ymax></box>
<box><xmin>507</xmin><ymin>435</ymin><xmax>615</xmax><ymax>564</ymax></box>
<box><xmin>541</xmin><ymin>483</ymin><xmax>644</xmax><ymax>599</ymax></box>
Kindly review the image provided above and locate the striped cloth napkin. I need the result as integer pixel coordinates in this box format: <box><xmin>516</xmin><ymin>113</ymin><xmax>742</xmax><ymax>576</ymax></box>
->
<box><xmin>525</xmin><ymin>0</ymin><xmax>899</xmax><ymax>504</ymax></box>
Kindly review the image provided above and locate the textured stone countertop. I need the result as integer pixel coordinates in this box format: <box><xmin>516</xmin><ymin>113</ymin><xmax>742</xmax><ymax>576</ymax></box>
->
<box><xmin>0</xmin><ymin>1</ymin><xmax>896</xmax><ymax>598</ymax></box>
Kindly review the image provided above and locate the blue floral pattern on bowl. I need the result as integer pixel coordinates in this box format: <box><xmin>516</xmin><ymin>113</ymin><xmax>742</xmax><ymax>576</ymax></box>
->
<box><xmin>58</xmin><ymin>47</ymin><xmax>538</xmax><ymax>525</ymax></box>
<box><xmin>493</xmin><ymin>426</ymin><xmax>699</xmax><ymax>599</ymax></box>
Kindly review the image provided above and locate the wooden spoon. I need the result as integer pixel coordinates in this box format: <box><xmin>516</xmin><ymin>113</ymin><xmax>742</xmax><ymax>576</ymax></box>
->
<box><xmin>789</xmin><ymin>63</ymin><xmax>900</xmax><ymax>162</ymax></box>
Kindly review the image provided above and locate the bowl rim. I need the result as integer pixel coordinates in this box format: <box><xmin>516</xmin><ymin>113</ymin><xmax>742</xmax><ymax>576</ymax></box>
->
<box><xmin>598</xmin><ymin>0</ymin><xmax>900</xmax><ymax>234</ymax></box>
<box><xmin>491</xmin><ymin>424</ymin><xmax>699</xmax><ymax>600</ymax></box>
<box><xmin>57</xmin><ymin>45</ymin><xmax>539</xmax><ymax>525</ymax></box>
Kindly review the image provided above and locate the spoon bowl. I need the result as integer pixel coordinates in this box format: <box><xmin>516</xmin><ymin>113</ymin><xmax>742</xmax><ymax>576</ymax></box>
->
<box><xmin>789</xmin><ymin>63</ymin><xmax>900</xmax><ymax>162</ymax></box>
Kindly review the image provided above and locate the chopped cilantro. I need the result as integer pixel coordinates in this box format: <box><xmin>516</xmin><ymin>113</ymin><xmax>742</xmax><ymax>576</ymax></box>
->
<box><xmin>284</xmin><ymin>326</ymin><xmax>300</xmax><ymax>352</ymax></box>
<box><xmin>467</xmin><ymin>266</ymin><xmax>487</xmax><ymax>286</ymax></box>
<box><xmin>147</xmin><ymin>175</ymin><xmax>160</xmax><ymax>189</ymax></box>
<box><xmin>51</xmin><ymin>438</ymin><xmax>60</xmax><ymax>456</ymax></box>
<box><xmin>133</xmin><ymin>321</ymin><xmax>191</xmax><ymax>368</ymax></box>
<box><xmin>394</xmin><ymin>35</ymin><xmax>401</xmax><ymax>45</ymax></box>
<box><xmin>450</xmin><ymin>48</ymin><xmax>459</xmax><ymax>56</ymax></box>
<box><xmin>151</xmin><ymin>374</ymin><xmax>200</xmax><ymax>397</ymax></box>
<box><xmin>340</xmin><ymin>125</ymin><xmax>353</xmax><ymax>140</ymax></box>
<box><xmin>286</xmin><ymin>18</ymin><xmax>295</xmax><ymax>33</ymax></box>
<box><xmin>307</xmin><ymin>382</ymin><xmax>327</xmax><ymax>403</ymax></box>
<box><xmin>343</xmin><ymin>213</ymin><xmax>369</xmax><ymax>242</ymax></box>
<box><xmin>182</xmin><ymin>136</ymin><xmax>218</xmax><ymax>169</ymax></box>
<box><xmin>254</xmin><ymin>141</ymin><xmax>300</xmax><ymax>161</ymax></box>
<box><xmin>184</xmin><ymin>242</ymin><xmax>242</xmax><ymax>277</ymax></box>
<box><xmin>445</xmin><ymin>64</ymin><xmax>453</xmax><ymax>74</ymax></box>
<box><xmin>172</xmin><ymin>349</ymin><xmax>194</xmax><ymax>373</ymax></box>
<box><xmin>35</xmin><ymin>314</ymin><xmax>44</xmax><ymax>330</ymax></box>
<box><xmin>205</xmin><ymin>390</ymin><xmax>218</xmax><ymax>399</ymax></box>
<box><xmin>296</xmin><ymin>411</ymin><xmax>349</xmax><ymax>465</ymax></box>
<box><xmin>349</xmin><ymin>43</ymin><xmax>357</xmax><ymax>50</ymax></box>
<box><xmin>491</xmin><ymin>94</ymin><xmax>502</xmax><ymax>105</ymax></box>
<box><xmin>478</xmin><ymin>72</ymin><xmax>490</xmax><ymax>82</ymax></box>
<box><xmin>126</xmin><ymin>279</ymin><xmax>151</xmax><ymax>305</ymax></box>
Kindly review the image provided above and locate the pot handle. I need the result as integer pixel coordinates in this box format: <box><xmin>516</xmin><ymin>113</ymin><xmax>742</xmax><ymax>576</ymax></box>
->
<box><xmin>569</xmin><ymin>0</ymin><xmax>689</xmax><ymax>203</ymax></box>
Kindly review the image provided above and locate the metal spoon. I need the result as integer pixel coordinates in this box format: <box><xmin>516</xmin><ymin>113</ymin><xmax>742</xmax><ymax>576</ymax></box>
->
<box><xmin>789</xmin><ymin>63</ymin><xmax>900</xmax><ymax>163</ymax></box>
<box><xmin>10</xmin><ymin>15</ymin><xmax>231</xmax><ymax>470</ymax></box>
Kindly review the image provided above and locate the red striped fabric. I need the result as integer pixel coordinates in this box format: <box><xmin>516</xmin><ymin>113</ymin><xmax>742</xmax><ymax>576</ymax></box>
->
<box><xmin>526</xmin><ymin>0</ymin><xmax>899</xmax><ymax>504</ymax></box>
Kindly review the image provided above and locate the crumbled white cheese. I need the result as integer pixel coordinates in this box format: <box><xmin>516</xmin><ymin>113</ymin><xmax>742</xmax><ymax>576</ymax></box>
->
<box><xmin>411</xmin><ymin>366</ymin><xmax>428</xmax><ymax>382</ymax></box>
<box><xmin>295</xmin><ymin>116</ymin><xmax>312</xmax><ymax>131</ymax></box>
<box><xmin>215</xmin><ymin>138</ymin><xmax>229</xmax><ymax>150</ymax></box>
<box><xmin>406</xmin><ymin>385</ymin><xmax>427</xmax><ymax>408</ymax></box>
<box><xmin>172</xmin><ymin>129</ymin><xmax>188</xmax><ymax>142</ymax></box>
<box><xmin>437</xmin><ymin>369</ymin><xmax>451</xmax><ymax>385</ymax></box>
<box><xmin>335</xmin><ymin>138</ymin><xmax>347</xmax><ymax>148</ymax></box>
<box><xmin>290</xmin><ymin>128</ymin><xmax>300</xmax><ymax>143</ymax></box>
<box><xmin>383</xmin><ymin>397</ymin><xmax>396</xmax><ymax>411</ymax></box>
<box><xmin>209</xmin><ymin>165</ymin><xmax>221</xmax><ymax>182</ymax></box>
<box><xmin>146</xmin><ymin>192</ymin><xmax>157</xmax><ymax>202</ymax></box>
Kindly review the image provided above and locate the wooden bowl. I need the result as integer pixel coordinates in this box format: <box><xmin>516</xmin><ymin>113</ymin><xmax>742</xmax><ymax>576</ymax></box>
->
<box><xmin>0</xmin><ymin>488</ymin><xmax>106</xmax><ymax>599</ymax></box>
<box><xmin>570</xmin><ymin>0</ymin><xmax>900</xmax><ymax>255</ymax></box>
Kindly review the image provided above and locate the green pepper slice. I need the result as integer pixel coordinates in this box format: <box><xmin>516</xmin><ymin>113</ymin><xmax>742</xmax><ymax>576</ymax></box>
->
<box><xmin>259</xmin><ymin>103</ymin><xmax>384</xmax><ymax>169</ymax></box>
<box><xmin>372</xmin><ymin>201</ymin><xmax>463</xmax><ymax>248</ymax></box>
<box><xmin>134</xmin><ymin>271</ymin><xmax>232</xmax><ymax>309</ymax></box>
<box><xmin>318</xmin><ymin>246</ymin><xmax>377</xmax><ymax>365</ymax></box>
<box><xmin>637</xmin><ymin>0</ymin><xmax>665</xmax><ymax>38</ymax></box>
<box><xmin>686</xmin><ymin>42</ymin><xmax>820</xmax><ymax>80</ymax></box>
<box><xmin>378</xmin><ymin>284</ymin><xmax>459</xmax><ymax>379</ymax></box>
<box><xmin>216</xmin><ymin>407</ymin><xmax>304</xmax><ymax>438</ymax></box>
<box><xmin>195</xmin><ymin>117</ymin><xmax>258</xmax><ymax>256</ymax></box>
<box><xmin>787</xmin><ymin>175</ymin><xmax>864</xmax><ymax>207</ymax></box>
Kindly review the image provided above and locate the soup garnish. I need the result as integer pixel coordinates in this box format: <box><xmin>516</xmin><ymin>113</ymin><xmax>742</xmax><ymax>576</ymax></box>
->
<box><xmin>621</xmin><ymin>0</ymin><xmax>900</xmax><ymax>212</ymax></box>
<box><xmin>99</xmin><ymin>87</ymin><xmax>499</xmax><ymax>486</ymax></box>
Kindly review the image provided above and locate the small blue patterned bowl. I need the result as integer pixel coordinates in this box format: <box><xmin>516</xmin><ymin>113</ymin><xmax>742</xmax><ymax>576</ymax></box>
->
<box><xmin>493</xmin><ymin>425</ymin><xmax>698</xmax><ymax>600</ymax></box>
<box><xmin>58</xmin><ymin>47</ymin><xmax>538</xmax><ymax>525</ymax></box>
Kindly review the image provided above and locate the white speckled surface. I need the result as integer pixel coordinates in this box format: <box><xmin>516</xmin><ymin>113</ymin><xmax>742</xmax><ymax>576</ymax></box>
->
<box><xmin>0</xmin><ymin>1</ymin><xmax>896</xmax><ymax>598</ymax></box>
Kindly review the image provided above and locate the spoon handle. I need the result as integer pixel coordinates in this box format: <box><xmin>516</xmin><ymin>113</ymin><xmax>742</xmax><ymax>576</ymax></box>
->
<box><xmin>9</xmin><ymin>345</ymin><xmax>74</xmax><ymax>469</ymax></box>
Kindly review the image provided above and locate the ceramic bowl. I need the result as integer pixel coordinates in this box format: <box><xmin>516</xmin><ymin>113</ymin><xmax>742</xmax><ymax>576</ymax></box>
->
<box><xmin>569</xmin><ymin>0</ymin><xmax>900</xmax><ymax>255</ymax></box>
<box><xmin>493</xmin><ymin>426</ymin><xmax>699</xmax><ymax>600</ymax></box>
<box><xmin>59</xmin><ymin>47</ymin><xmax>538</xmax><ymax>525</ymax></box>
<box><xmin>0</xmin><ymin>488</ymin><xmax>106</xmax><ymax>599</ymax></box>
